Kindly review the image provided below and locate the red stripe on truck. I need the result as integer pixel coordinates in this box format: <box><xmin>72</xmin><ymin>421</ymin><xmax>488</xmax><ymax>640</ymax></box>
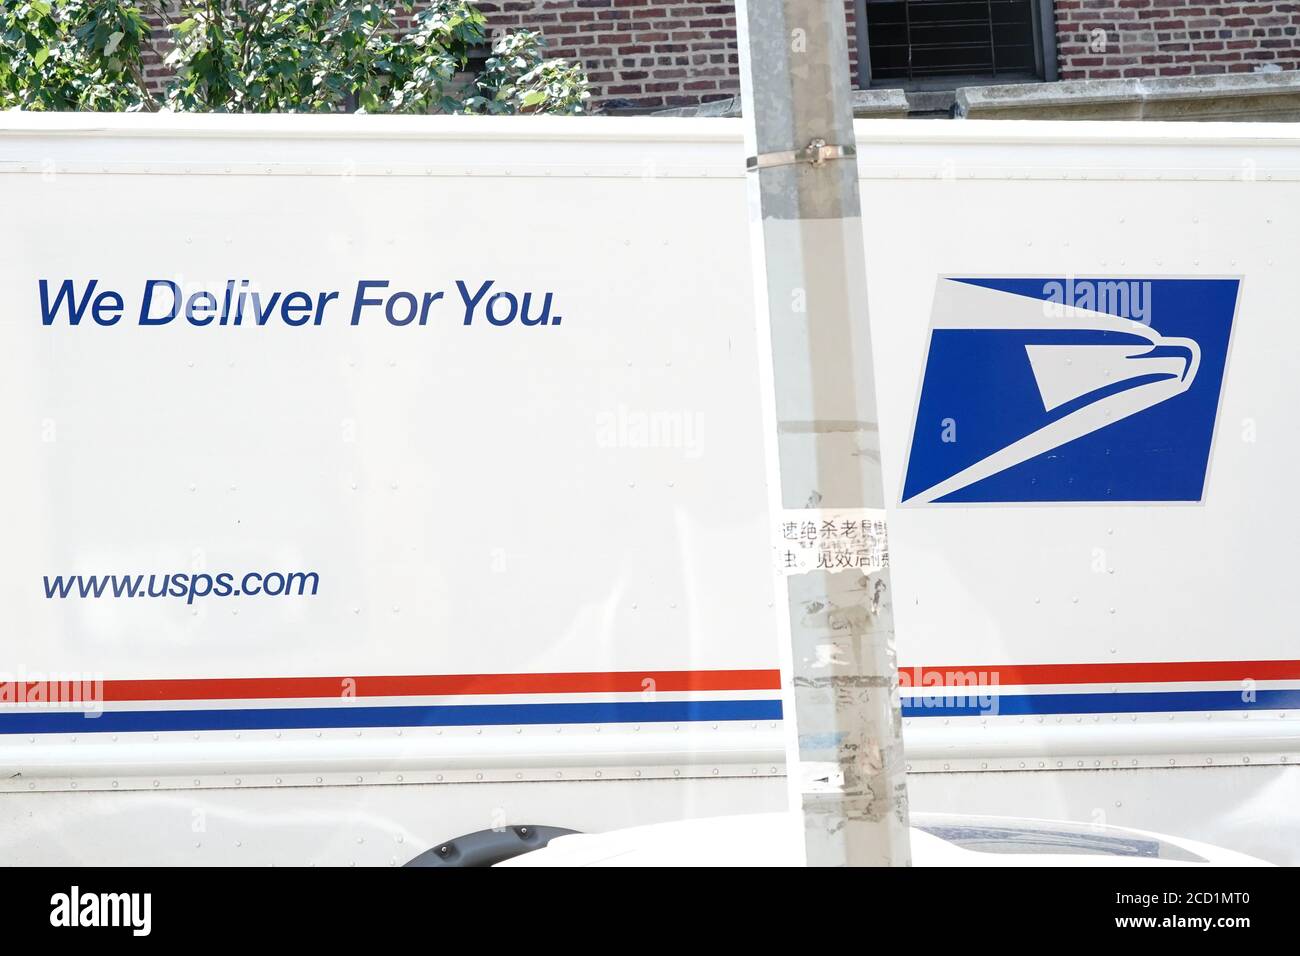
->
<box><xmin>901</xmin><ymin>660</ymin><xmax>1300</xmax><ymax>687</ymax></box>
<box><xmin>101</xmin><ymin>669</ymin><xmax>783</xmax><ymax>702</ymax></box>
<box><xmin>89</xmin><ymin>660</ymin><xmax>1299</xmax><ymax>702</ymax></box>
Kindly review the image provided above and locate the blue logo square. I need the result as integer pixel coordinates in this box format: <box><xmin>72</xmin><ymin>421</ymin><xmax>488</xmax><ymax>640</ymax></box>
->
<box><xmin>900</xmin><ymin>277</ymin><xmax>1240</xmax><ymax>504</ymax></box>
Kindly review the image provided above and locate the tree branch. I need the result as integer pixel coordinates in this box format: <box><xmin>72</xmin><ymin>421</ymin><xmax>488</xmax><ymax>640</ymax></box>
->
<box><xmin>127</xmin><ymin>59</ymin><xmax>160</xmax><ymax>111</ymax></box>
<box><xmin>240</xmin><ymin>0</ymin><xmax>274</xmax><ymax>73</ymax></box>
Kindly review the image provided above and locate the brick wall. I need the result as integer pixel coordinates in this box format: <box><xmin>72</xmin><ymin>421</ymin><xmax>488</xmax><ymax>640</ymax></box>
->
<box><xmin>133</xmin><ymin>2</ymin><xmax>1300</xmax><ymax>111</ymax></box>
<box><xmin>1055</xmin><ymin>0</ymin><xmax>1300</xmax><ymax>79</ymax></box>
<box><xmin>139</xmin><ymin>6</ymin><xmax>173</xmax><ymax>96</ymax></box>
<box><xmin>479</xmin><ymin>0</ymin><xmax>860</xmax><ymax>111</ymax></box>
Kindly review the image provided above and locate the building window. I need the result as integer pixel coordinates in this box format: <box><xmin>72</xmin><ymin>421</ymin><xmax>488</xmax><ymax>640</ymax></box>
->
<box><xmin>856</xmin><ymin>0</ymin><xmax>1058</xmax><ymax>87</ymax></box>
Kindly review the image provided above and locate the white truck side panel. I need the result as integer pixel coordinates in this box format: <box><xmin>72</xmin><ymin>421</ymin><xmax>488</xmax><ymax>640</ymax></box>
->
<box><xmin>0</xmin><ymin>118</ymin><xmax>785</xmax><ymax>805</ymax></box>
<box><xmin>1</xmin><ymin>115</ymin><xmax>1298</xmax><ymax>863</ymax></box>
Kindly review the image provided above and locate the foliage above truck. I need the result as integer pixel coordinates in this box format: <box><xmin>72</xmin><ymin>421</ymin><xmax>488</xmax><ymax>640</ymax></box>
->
<box><xmin>0</xmin><ymin>0</ymin><xmax>590</xmax><ymax>114</ymax></box>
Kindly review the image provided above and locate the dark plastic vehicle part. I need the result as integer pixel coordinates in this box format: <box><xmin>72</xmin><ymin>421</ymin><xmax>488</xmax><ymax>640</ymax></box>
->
<box><xmin>404</xmin><ymin>825</ymin><xmax>579</xmax><ymax>867</ymax></box>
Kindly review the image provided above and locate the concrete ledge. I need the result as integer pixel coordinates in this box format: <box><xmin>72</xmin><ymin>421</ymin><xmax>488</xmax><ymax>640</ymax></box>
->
<box><xmin>656</xmin><ymin>87</ymin><xmax>910</xmax><ymax>119</ymax></box>
<box><xmin>654</xmin><ymin>96</ymin><xmax>741</xmax><ymax>118</ymax></box>
<box><xmin>853</xmin><ymin>88</ymin><xmax>914</xmax><ymax>118</ymax></box>
<box><xmin>956</xmin><ymin>70</ymin><xmax>1300</xmax><ymax>121</ymax></box>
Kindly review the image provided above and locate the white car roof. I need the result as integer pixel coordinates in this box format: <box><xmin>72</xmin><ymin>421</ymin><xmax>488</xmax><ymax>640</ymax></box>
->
<box><xmin>497</xmin><ymin>812</ymin><xmax>1273</xmax><ymax>867</ymax></box>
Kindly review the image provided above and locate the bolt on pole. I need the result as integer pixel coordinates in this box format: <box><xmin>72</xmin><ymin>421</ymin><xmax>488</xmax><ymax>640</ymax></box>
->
<box><xmin>735</xmin><ymin>0</ymin><xmax>911</xmax><ymax>866</ymax></box>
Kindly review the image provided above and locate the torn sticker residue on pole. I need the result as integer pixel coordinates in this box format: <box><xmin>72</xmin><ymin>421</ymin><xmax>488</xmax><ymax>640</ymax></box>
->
<box><xmin>775</xmin><ymin>509</ymin><xmax>889</xmax><ymax>576</ymax></box>
<box><xmin>799</xmin><ymin>761</ymin><xmax>846</xmax><ymax>794</ymax></box>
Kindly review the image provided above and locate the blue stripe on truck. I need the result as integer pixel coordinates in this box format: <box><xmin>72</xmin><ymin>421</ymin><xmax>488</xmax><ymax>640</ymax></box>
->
<box><xmin>902</xmin><ymin>688</ymin><xmax>1300</xmax><ymax>717</ymax></box>
<box><xmin>0</xmin><ymin>698</ymin><xmax>785</xmax><ymax>734</ymax></box>
<box><xmin>7</xmin><ymin>688</ymin><xmax>1288</xmax><ymax>732</ymax></box>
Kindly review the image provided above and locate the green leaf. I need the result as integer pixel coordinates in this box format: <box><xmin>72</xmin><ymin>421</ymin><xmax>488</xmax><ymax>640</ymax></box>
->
<box><xmin>32</xmin><ymin>46</ymin><xmax>48</xmax><ymax>68</ymax></box>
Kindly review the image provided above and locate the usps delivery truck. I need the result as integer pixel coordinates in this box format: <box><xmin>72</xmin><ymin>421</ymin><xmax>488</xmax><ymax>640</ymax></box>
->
<box><xmin>0</xmin><ymin>113</ymin><xmax>1296</xmax><ymax>866</ymax></box>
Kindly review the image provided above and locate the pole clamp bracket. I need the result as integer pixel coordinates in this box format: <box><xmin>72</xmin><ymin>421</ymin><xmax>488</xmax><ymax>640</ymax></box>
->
<box><xmin>746</xmin><ymin>138</ymin><xmax>856</xmax><ymax>173</ymax></box>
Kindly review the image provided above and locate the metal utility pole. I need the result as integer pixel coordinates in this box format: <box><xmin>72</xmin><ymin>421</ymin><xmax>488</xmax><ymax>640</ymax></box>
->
<box><xmin>735</xmin><ymin>0</ymin><xmax>911</xmax><ymax>865</ymax></box>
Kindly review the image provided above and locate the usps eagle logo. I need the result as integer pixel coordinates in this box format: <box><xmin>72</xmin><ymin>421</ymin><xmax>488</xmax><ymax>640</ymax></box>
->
<box><xmin>900</xmin><ymin>277</ymin><xmax>1240</xmax><ymax>504</ymax></box>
